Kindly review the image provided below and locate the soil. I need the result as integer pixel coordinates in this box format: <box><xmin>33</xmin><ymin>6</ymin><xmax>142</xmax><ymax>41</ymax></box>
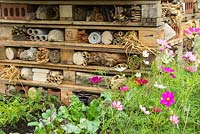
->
<box><xmin>1</xmin><ymin>119</ymin><xmax>34</xmax><ymax>134</ymax></box>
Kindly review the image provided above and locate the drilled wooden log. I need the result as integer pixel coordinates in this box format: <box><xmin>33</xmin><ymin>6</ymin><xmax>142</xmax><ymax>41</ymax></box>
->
<box><xmin>73</xmin><ymin>52</ymin><xmax>87</xmax><ymax>66</ymax></box>
<box><xmin>49</xmin><ymin>50</ymin><xmax>60</xmax><ymax>63</ymax></box>
<box><xmin>20</xmin><ymin>67</ymin><xmax>33</xmax><ymax>80</ymax></box>
<box><xmin>48</xmin><ymin>29</ymin><xmax>64</xmax><ymax>42</ymax></box>
<box><xmin>5</xmin><ymin>47</ymin><xmax>17</xmax><ymax>60</ymax></box>
<box><xmin>102</xmin><ymin>31</ymin><xmax>113</xmax><ymax>45</ymax></box>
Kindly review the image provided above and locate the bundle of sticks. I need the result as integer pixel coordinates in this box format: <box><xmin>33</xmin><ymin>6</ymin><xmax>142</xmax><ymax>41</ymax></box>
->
<box><xmin>36</xmin><ymin>48</ymin><xmax>49</xmax><ymax>64</ymax></box>
<box><xmin>12</xmin><ymin>26</ymin><xmax>29</xmax><ymax>41</ymax></box>
<box><xmin>0</xmin><ymin>65</ymin><xmax>20</xmax><ymax>82</ymax></box>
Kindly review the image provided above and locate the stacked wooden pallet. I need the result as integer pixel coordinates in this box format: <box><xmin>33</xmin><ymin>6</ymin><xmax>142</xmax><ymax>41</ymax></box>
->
<box><xmin>0</xmin><ymin>0</ymin><xmax>166</xmax><ymax>104</ymax></box>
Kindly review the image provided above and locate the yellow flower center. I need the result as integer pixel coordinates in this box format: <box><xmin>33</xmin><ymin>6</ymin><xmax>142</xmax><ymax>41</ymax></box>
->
<box><xmin>166</xmin><ymin>97</ymin><xmax>170</xmax><ymax>101</ymax></box>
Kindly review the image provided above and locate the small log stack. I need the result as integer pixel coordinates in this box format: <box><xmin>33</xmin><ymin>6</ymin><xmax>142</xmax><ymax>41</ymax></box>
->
<box><xmin>73</xmin><ymin>51</ymin><xmax>127</xmax><ymax>67</ymax></box>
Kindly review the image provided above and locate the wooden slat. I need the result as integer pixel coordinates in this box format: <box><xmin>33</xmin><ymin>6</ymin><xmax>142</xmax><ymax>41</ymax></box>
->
<box><xmin>0</xmin><ymin>19</ymin><xmax>164</xmax><ymax>29</ymax></box>
<box><xmin>0</xmin><ymin>59</ymin><xmax>135</xmax><ymax>75</ymax></box>
<box><xmin>0</xmin><ymin>40</ymin><xmax>143</xmax><ymax>54</ymax></box>
<box><xmin>0</xmin><ymin>78</ymin><xmax>105</xmax><ymax>93</ymax></box>
<box><xmin>0</xmin><ymin>0</ymin><xmax>160</xmax><ymax>5</ymax></box>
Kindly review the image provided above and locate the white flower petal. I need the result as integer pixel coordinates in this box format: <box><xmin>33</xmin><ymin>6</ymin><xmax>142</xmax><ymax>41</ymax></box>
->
<box><xmin>135</xmin><ymin>72</ymin><xmax>141</xmax><ymax>78</ymax></box>
<box><xmin>142</xmin><ymin>50</ymin><xmax>149</xmax><ymax>58</ymax></box>
<box><xmin>143</xmin><ymin>60</ymin><xmax>150</xmax><ymax>65</ymax></box>
<box><xmin>144</xmin><ymin>111</ymin><xmax>150</xmax><ymax>115</ymax></box>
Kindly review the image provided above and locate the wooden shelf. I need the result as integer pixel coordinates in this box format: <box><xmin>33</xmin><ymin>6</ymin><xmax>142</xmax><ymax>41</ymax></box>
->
<box><xmin>0</xmin><ymin>19</ymin><xmax>164</xmax><ymax>30</ymax></box>
<box><xmin>0</xmin><ymin>0</ymin><xmax>160</xmax><ymax>5</ymax></box>
<box><xmin>0</xmin><ymin>78</ymin><xmax>105</xmax><ymax>93</ymax></box>
<box><xmin>0</xmin><ymin>40</ymin><xmax>135</xmax><ymax>54</ymax></box>
<box><xmin>0</xmin><ymin>60</ymin><xmax>135</xmax><ymax>75</ymax></box>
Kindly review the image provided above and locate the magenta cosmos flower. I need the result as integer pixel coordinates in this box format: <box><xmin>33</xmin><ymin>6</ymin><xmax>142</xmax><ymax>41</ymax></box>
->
<box><xmin>170</xmin><ymin>73</ymin><xmax>176</xmax><ymax>78</ymax></box>
<box><xmin>161</xmin><ymin>67</ymin><xmax>174</xmax><ymax>73</ymax></box>
<box><xmin>112</xmin><ymin>101</ymin><xmax>123</xmax><ymax>111</ymax></box>
<box><xmin>169</xmin><ymin>115</ymin><xmax>179</xmax><ymax>125</ymax></box>
<box><xmin>160</xmin><ymin>91</ymin><xmax>175</xmax><ymax>107</ymax></box>
<box><xmin>184</xmin><ymin>27</ymin><xmax>200</xmax><ymax>36</ymax></box>
<box><xmin>89</xmin><ymin>76</ymin><xmax>102</xmax><ymax>84</ymax></box>
<box><xmin>119</xmin><ymin>86</ymin><xmax>129</xmax><ymax>91</ymax></box>
<box><xmin>182</xmin><ymin>52</ymin><xmax>196</xmax><ymax>62</ymax></box>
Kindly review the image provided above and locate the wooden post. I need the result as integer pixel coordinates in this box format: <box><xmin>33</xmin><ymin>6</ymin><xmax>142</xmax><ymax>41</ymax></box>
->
<box><xmin>65</xmin><ymin>28</ymin><xmax>78</xmax><ymax>42</ymax></box>
<box><xmin>61</xmin><ymin>89</ymin><xmax>73</xmax><ymax>105</ymax></box>
<box><xmin>0</xmin><ymin>46</ymin><xmax>6</xmax><ymax>60</ymax></box>
<box><xmin>60</xmin><ymin>49</ymin><xmax>74</xmax><ymax>64</ymax></box>
<box><xmin>0</xmin><ymin>83</ymin><xmax>7</xmax><ymax>94</ymax></box>
<box><xmin>59</xmin><ymin>5</ymin><xmax>73</xmax><ymax>21</ymax></box>
<box><xmin>63</xmin><ymin>70</ymin><xmax>76</xmax><ymax>84</ymax></box>
<box><xmin>0</xmin><ymin>26</ymin><xmax>13</xmax><ymax>40</ymax></box>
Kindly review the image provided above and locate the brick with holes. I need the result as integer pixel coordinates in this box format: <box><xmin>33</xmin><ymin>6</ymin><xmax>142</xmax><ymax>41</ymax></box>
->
<box><xmin>0</xmin><ymin>3</ymin><xmax>36</xmax><ymax>20</ymax></box>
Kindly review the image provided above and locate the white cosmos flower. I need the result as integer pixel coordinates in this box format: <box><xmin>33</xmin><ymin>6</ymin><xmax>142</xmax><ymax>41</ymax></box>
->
<box><xmin>139</xmin><ymin>105</ymin><xmax>150</xmax><ymax>115</ymax></box>
<box><xmin>154</xmin><ymin>81</ymin><xmax>166</xmax><ymax>89</ymax></box>
<box><xmin>135</xmin><ymin>72</ymin><xmax>141</xmax><ymax>78</ymax></box>
<box><xmin>143</xmin><ymin>60</ymin><xmax>150</xmax><ymax>65</ymax></box>
<box><xmin>142</xmin><ymin>50</ymin><xmax>149</xmax><ymax>58</ymax></box>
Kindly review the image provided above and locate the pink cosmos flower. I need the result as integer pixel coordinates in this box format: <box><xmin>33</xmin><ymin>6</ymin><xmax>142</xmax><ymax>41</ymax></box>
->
<box><xmin>112</xmin><ymin>101</ymin><xmax>123</xmax><ymax>111</ymax></box>
<box><xmin>170</xmin><ymin>73</ymin><xmax>176</xmax><ymax>78</ymax></box>
<box><xmin>89</xmin><ymin>76</ymin><xmax>102</xmax><ymax>84</ymax></box>
<box><xmin>185</xmin><ymin>66</ymin><xmax>198</xmax><ymax>72</ymax></box>
<box><xmin>119</xmin><ymin>86</ymin><xmax>129</xmax><ymax>91</ymax></box>
<box><xmin>157</xmin><ymin>39</ymin><xmax>172</xmax><ymax>49</ymax></box>
<box><xmin>159</xmin><ymin>47</ymin><xmax>165</xmax><ymax>51</ymax></box>
<box><xmin>161</xmin><ymin>67</ymin><xmax>175</xmax><ymax>73</ymax></box>
<box><xmin>160</xmin><ymin>91</ymin><xmax>175</xmax><ymax>107</ymax></box>
<box><xmin>135</xmin><ymin>78</ymin><xmax>148</xmax><ymax>85</ymax></box>
<box><xmin>182</xmin><ymin>52</ymin><xmax>196</xmax><ymax>62</ymax></box>
<box><xmin>169</xmin><ymin>115</ymin><xmax>179</xmax><ymax>125</ymax></box>
<box><xmin>184</xmin><ymin>27</ymin><xmax>200</xmax><ymax>36</ymax></box>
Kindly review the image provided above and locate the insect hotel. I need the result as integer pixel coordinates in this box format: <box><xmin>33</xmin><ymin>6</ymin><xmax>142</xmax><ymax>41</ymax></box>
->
<box><xmin>0</xmin><ymin>0</ymin><xmax>199</xmax><ymax>105</ymax></box>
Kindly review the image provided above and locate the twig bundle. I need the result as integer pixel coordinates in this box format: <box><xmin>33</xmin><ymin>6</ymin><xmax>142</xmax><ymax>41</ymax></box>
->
<box><xmin>0</xmin><ymin>65</ymin><xmax>20</xmax><ymax>82</ymax></box>
<box><xmin>36</xmin><ymin>48</ymin><xmax>49</xmax><ymax>64</ymax></box>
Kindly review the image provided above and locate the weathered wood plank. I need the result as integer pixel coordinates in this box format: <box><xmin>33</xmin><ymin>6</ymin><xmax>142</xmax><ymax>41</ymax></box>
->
<box><xmin>0</xmin><ymin>40</ymin><xmax>140</xmax><ymax>54</ymax></box>
<box><xmin>0</xmin><ymin>59</ymin><xmax>135</xmax><ymax>74</ymax></box>
<box><xmin>0</xmin><ymin>78</ymin><xmax>106</xmax><ymax>93</ymax></box>
<box><xmin>0</xmin><ymin>19</ymin><xmax>161</xmax><ymax>27</ymax></box>
<box><xmin>0</xmin><ymin>0</ymin><xmax>160</xmax><ymax>5</ymax></box>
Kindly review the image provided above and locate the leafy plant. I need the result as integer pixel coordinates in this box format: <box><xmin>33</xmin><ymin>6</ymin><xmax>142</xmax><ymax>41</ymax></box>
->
<box><xmin>0</xmin><ymin>91</ymin><xmax>59</xmax><ymax>128</ymax></box>
<box><xmin>29</xmin><ymin>95</ymin><xmax>101</xmax><ymax>134</ymax></box>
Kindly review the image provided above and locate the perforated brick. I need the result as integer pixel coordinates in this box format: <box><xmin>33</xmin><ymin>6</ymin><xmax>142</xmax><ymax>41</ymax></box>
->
<box><xmin>0</xmin><ymin>3</ymin><xmax>32</xmax><ymax>20</ymax></box>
